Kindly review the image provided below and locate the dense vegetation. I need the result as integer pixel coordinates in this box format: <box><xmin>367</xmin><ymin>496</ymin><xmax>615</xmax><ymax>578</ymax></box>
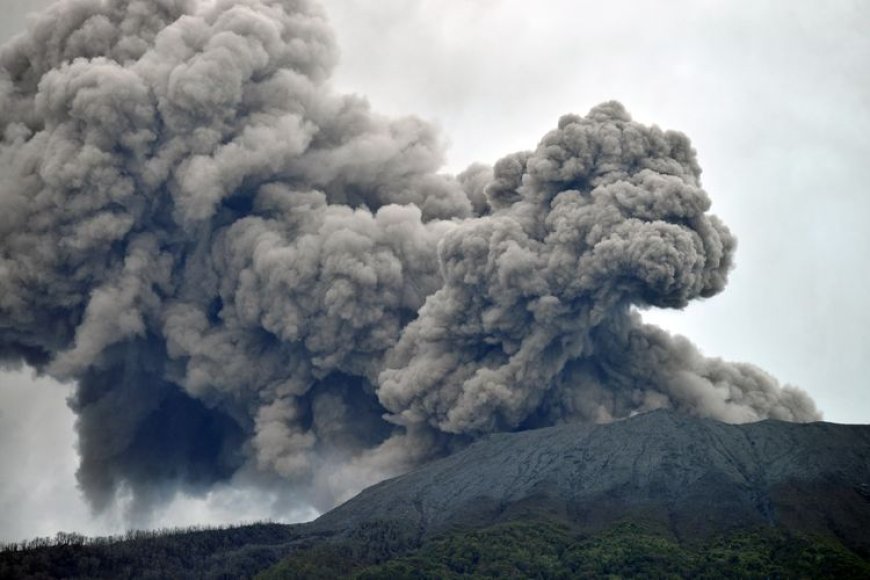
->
<box><xmin>0</xmin><ymin>523</ymin><xmax>305</xmax><ymax>579</ymax></box>
<box><xmin>4</xmin><ymin>518</ymin><xmax>869</xmax><ymax>579</ymax></box>
<box><xmin>260</xmin><ymin>521</ymin><xmax>870</xmax><ymax>579</ymax></box>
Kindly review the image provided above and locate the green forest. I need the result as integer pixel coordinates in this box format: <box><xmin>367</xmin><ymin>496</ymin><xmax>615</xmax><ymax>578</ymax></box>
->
<box><xmin>4</xmin><ymin>518</ymin><xmax>868</xmax><ymax>579</ymax></box>
<box><xmin>0</xmin><ymin>523</ymin><xmax>301</xmax><ymax>579</ymax></box>
<box><xmin>261</xmin><ymin>520</ymin><xmax>870</xmax><ymax>579</ymax></box>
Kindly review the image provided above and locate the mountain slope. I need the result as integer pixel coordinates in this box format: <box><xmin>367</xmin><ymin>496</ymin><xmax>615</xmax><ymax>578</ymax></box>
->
<box><xmin>313</xmin><ymin>410</ymin><xmax>870</xmax><ymax>551</ymax></box>
<box><xmin>4</xmin><ymin>410</ymin><xmax>870</xmax><ymax>578</ymax></box>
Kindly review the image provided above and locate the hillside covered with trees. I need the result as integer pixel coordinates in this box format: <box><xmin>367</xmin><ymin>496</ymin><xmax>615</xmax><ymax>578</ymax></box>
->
<box><xmin>3</xmin><ymin>518</ymin><xmax>869</xmax><ymax>579</ymax></box>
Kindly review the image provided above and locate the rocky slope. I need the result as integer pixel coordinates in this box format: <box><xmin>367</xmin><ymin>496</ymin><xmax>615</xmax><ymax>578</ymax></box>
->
<box><xmin>5</xmin><ymin>410</ymin><xmax>870</xmax><ymax>578</ymax></box>
<box><xmin>313</xmin><ymin>410</ymin><xmax>870</xmax><ymax>552</ymax></box>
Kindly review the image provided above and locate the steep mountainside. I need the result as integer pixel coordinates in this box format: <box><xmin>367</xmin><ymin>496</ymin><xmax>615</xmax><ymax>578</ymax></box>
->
<box><xmin>314</xmin><ymin>410</ymin><xmax>870</xmax><ymax>550</ymax></box>
<box><xmin>4</xmin><ymin>410</ymin><xmax>870</xmax><ymax>578</ymax></box>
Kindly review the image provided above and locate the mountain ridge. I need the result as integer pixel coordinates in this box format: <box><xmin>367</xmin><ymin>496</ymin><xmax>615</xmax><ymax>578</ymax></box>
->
<box><xmin>312</xmin><ymin>409</ymin><xmax>870</xmax><ymax>552</ymax></box>
<box><xmin>4</xmin><ymin>410</ymin><xmax>870</xmax><ymax>578</ymax></box>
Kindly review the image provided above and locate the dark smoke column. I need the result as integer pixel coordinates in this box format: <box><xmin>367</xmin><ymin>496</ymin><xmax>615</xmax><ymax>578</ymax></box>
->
<box><xmin>0</xmin><ymin>0</ymin><xmax>818</xmax><ymax>517</ymax></box>
<box><xmin>0</xmin><ymin>0</ymin><xmax>468</xmax><ymax>512</ymax></box>
<box><xmin>380</xmin><ymin>102</ymin><xmax>818</xmax><ymax>432</ymax></box>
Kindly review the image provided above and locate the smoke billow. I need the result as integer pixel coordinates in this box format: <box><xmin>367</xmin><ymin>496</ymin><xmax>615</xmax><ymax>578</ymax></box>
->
<box><xmin>0</xmin><ymin>0</ymin><xmax>818</xmax><ymax>516</ymax></box>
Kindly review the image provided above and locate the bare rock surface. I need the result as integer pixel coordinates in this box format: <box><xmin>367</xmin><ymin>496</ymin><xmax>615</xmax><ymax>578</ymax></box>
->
<box><xmin>313</xmin><ymin>410</ymin><xmax>870</xmax><ymax>550</ymax></box>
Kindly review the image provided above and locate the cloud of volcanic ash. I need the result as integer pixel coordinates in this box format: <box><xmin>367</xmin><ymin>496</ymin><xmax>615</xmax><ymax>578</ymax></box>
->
<box><xmin>0</xmin><ymin>0</ymin><xmax>819</xmax><ymax>517</ymax></box>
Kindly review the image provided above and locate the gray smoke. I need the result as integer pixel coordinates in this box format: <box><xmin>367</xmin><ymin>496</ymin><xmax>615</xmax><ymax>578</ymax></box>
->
<box><xmin>0</xmin><ymin>0</ymin><xmax>818</xmax><ymax>516</ymax></box>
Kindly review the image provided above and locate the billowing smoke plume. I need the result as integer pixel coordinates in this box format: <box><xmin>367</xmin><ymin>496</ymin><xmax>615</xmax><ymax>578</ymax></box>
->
<box><xmin>0</xmin><ymin>0</ymin><xmax>818</xmax><ymax>515</ymax></box>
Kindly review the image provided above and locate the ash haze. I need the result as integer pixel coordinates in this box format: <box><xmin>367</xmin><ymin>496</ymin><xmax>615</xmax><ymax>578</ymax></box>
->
<box><xmin>0</xmin><ymin>0</ymin><xmax>867</xmax><ymax>543</ymax></box>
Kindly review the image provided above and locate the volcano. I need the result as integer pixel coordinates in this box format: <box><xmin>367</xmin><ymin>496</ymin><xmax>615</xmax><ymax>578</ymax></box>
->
<box><xmin>313</xmin><ymin>409</ymin><xmax>870</xmax><ymax>544</ymax></box>
<box><xmin>5</xmin><ymin>410</ymin><xmax>869</xmax><ymax>578</ymax></box>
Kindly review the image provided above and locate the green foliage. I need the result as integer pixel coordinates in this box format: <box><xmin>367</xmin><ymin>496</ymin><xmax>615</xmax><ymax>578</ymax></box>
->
<box><xmin>263</xmin><ymin>521</ymin><xmax>870</xmax><ymax>579</ymax></box>
<box><xmin>3</xmin><ymin>518</ymin><xmax>869</xmax><ymax>579</ymax></box>
<box><xmin>0</xmin><ymin>522</ymin><xmax>303</xmax><ymax>579</ymax></box>
<box><xmin>354</xmin><ymin>520</ymin><xmax>573</xmax><ymax>579</ymax></box>
<box><xmin>256</xmin><ymin>520</ymin><xmax>419</xmax><ymax>580</ymax></box>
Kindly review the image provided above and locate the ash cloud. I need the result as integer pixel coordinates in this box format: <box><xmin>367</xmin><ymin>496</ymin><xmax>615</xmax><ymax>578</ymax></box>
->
<box><xmin>0</xmin><ymin>0</ymin><xmax>818</xmax><ymax>516</ymax></box>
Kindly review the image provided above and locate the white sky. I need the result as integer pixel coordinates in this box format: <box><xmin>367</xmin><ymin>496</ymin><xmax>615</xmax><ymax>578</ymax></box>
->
<box><xmin>1</xmin><ymin>0</ymin><xmax>868</xmax><ymax>542</ymax></box>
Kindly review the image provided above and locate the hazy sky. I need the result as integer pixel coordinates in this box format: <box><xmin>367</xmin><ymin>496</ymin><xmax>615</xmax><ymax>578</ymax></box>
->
<box><xmin>1</xmin><ymin>0</ymin><xmax>868</xmax><ymax>542</ymax></box>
